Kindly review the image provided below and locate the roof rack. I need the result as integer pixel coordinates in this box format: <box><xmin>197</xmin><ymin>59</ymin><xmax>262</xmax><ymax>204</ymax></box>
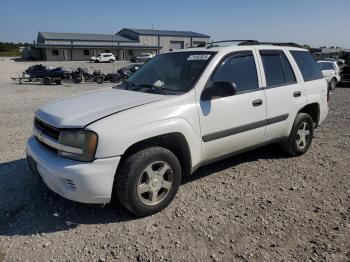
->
<box><xmin>200</xmin><ymin>40</ymin><xmax>303</xmax><ymax>49</ymax></box>
<box><xmin>203</xmin><ymin>40</ymin><xmax>259</xmax><ymax>48</ymax></box>
<box><xmin>257</xmin><ymin>42</ymin><xmax>303</xmax><ymax>48</ymax></box>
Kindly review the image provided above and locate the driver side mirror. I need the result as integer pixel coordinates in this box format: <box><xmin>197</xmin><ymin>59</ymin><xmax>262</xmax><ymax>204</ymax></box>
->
<box><xmin>201</xmin><ymin>81</ymin><xmax>237</xmax><ymax>101</ymax></box>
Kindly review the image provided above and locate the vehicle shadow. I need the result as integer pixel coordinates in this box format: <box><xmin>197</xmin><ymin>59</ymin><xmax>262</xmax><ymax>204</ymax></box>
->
<box><xmin>0</xmin><ymin>158</ymin><xmax>137</xmax><ymax>237</ymax></box>
<box><xmin>183</xmin><ymin>144</ymin><xmax>287</xmax><ymax>184</ymax></box>
<box><xmin>0</xmin><ymin>144</ymin><xmax>287</xmax><ymax>237</ymax></box>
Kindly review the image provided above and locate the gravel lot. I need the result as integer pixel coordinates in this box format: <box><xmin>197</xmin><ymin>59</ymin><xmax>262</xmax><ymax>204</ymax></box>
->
<box><xmin>0</xmin><ymin>57</ymin><xmax>349</xmax><ymax>261</ymax></box>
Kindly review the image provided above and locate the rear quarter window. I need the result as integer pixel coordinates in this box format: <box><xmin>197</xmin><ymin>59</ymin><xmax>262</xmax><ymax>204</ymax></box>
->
<box><xmin>290</xmin><ymin>51</ymin><xmax>323</xmax><ymax>81</ymax></box>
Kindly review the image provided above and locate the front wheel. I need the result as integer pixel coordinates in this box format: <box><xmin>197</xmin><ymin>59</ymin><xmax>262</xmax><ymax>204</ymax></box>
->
<box><xmin>282</xmin><ymin>113</ymin><xmax>314</xmax><ymax>156</ymax></box>
<box><xmin>115</xmin><ymin>147</ymin><xmax>181</xmax><ymax>216</ymax></box>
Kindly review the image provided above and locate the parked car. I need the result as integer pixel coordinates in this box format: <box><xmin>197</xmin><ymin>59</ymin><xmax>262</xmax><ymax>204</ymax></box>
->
<box><xmin>27</xmin><ymin>42</ymin><xmax>328</xmax><ymax>216</ymax></box>
<box><xmin>131</xmin><ymin>53</ymin><xmax>154</xmax><ymax>62</ymax></box>
<box><xmin>317</xmin><ymin>60</ymin><xmax>340</xmax><ymax>90</ymax></box>
<box><xmin>340</xmin><ymin>66</ymin><xmax>350</xmax><ymax>85</ymax></box>
<box><xmin>90</xmin><ymin>53</ymin><xmax>116</xmax><ymax>63</ymax></box>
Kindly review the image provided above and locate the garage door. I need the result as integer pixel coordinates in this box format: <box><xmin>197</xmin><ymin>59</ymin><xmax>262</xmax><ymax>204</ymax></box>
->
<box><xmin>170</xmin><ymin>41</ymin><xmax>184</xmax><ymax>50</ymax></box>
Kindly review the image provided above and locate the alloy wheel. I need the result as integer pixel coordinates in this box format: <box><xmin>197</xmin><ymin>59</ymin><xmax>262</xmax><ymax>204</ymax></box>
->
<box><xmin>296</xmin><ymin>121</ymin><xmax>311</xmax><ymax>150</ymax></box>
<box><xmin>137</xmin><ymin>161</ymin><xmax>173</xmax><ymax>206</ymax></box>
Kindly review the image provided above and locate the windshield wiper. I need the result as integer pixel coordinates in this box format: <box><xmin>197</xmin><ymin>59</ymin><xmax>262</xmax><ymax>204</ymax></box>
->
<box><xmin>121</xmin><ymin>80</ymin><xmax>137</xmax><ymax>90</ymax></box>
<box><xmin>133</xmin><ymin>84</ymin><xmax>165</xmax><ymax>94</ymax></box>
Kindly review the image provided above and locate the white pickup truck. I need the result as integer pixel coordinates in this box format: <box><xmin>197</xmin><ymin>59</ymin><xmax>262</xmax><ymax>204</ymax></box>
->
<box><xmin>27</xmin><ymin>41</ymin><xmax>329</xmax><ymax>216</ymax></box>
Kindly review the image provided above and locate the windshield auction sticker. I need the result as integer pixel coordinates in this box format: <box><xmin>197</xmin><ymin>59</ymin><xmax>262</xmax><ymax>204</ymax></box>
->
<box><xmin>187</xmin><ymin>54</ymin><xmax>211</xmax><ymax>61</ymax></box>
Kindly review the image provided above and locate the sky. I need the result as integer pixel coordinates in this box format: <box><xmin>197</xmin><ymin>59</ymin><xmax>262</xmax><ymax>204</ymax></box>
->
<box><xmin>0</xmin><ymin>0</ymin><xmax>349</xmax><ymax>48</ymax></box>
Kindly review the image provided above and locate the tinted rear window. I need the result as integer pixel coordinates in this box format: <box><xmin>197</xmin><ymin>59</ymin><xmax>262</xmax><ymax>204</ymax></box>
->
<box><xmin>260</xmin><ymin>50</ymin><xmax>296</xmax><ymax>87</ymax></box>
<box><xmin>290</xmin><ymin>51</ymin><xmax>323</xmax><ymax>81</ymax></box>
<box><xmin>318</xmin><ymin>62</ymin><xmax>334</xmax><ymax>70</ymax></box>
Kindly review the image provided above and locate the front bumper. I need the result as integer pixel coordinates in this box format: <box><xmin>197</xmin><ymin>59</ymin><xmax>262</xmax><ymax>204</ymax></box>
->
<box><xmin>26</xmin><ymin>136</ymin><xmax>120</xmax><ymax>204</ymax></box>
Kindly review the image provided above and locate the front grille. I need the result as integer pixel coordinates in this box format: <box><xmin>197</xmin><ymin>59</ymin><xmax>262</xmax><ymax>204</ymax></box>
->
<box><xmin>342</xmin><ymin>74</ymin><xmax>350</xmax><ymax>80</ymax></box>
<box><xmin>34</xmin><ymin>118</ymin><xmax>60</xmax><ymax>140</ymax></box>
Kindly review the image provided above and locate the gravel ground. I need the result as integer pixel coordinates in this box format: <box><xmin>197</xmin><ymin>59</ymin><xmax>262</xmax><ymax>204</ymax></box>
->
<box><xmin>0</xmin><ymin>57</ymin><xmax>349</xmax><ymax>261</ymax></box>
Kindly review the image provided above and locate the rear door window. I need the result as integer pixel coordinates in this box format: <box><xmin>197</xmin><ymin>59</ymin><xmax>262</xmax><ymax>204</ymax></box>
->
<box><xmin>290</xmin><ymin>51</ymin><xmax>323</xmax><ymax>81</ymax></box>
<box><xmin>260</xmin><ymin>50</ymin><xmax>296</xmax><ymax>87</ymax></box>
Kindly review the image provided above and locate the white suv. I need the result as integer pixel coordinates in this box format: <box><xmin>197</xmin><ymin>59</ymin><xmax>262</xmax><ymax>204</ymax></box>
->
<box><xmin>90</xmin><ymin>53</ymin><xmax>116</xmax><ymax>63</ymax></box>
<box><xmin>317</xmin><ymin>60</ymin><xmax>340</xmax><ymax>90</ymax></box>
<box><xmin>27</xmin><ymin>41</ymin><xmax>329</xmax><ymax>216</ymax></box>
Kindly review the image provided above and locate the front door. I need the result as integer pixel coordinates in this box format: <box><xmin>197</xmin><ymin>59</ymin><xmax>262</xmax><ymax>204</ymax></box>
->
<box><xmin>198</xmin><ymin>51</ymin><xmax>267</xmax><ymax>161</ymax></box>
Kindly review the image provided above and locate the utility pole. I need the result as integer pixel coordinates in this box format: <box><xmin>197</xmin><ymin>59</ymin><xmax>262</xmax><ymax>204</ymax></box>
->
<box><xmin>112</xmin><ymin>31</ymin><xmax>115</xmax><ymax>73</ymax></box>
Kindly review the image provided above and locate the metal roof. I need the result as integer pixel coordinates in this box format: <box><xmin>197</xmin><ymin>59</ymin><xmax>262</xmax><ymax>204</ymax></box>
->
<box><xmin>38</xmin><ymin>32</ymin><xmax>133</xmax><ymax>42</ymax></box>
<box><xmin>118</xmin><ymin>28</ymin><xmax>210</xmax><ymax>38</ymax></box>
<box><xmin>30</xmin><ymin>43</ymin><xmax>161</xmax><ymax>49</ymax></box>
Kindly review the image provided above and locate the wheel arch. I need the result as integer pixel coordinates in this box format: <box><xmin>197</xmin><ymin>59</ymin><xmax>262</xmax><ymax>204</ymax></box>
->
<box><xmin>121</xmin><ymin>132</ymin><xmax>192</xmax><ymax>178</ymax></box>
<box><xmin>298</xmin><ymin>103</ymin><xmax>320</xmax><ymax>127</ymax></box>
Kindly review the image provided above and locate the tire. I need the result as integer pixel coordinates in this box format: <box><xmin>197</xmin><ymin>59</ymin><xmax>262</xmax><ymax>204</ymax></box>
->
<box><xmin>109</xmin><ymin>59</ymin><xmax>114</xmax><ymax>63</ymax></box>
<box><xmin>329</xmin><ymin>78</ymin><xmax>337</xmax><ymax>90</ymax></box>
<box><xmin>111</xmin><ymin>75</ymin><xmax>119</xmax><ymax>83</ymax></box>
<box><xmin>282</xmin><ymin>113</ymin><xmax>314</xmax><ymax>156</ymax></box>
<box><xmin>73</xmin><ymin>75</ymin><xmax>83</xmax><ymax>84</ymax></box>
<box><xmin>43</xmin><ymin>77</ymin><xmax>51</xmax><ymax>85</ymax></box>
<box><xmin>55</xmin><ymin>79</ymin><xmax>62</xmax><ymax>85</ymax></box>
<box><xmin>95</xmin><ymin>60</ymin><xmax>99</xmax><ymax>63</ymax></box>
<box><xmin>95</xmin><ymin>77</ymin><xmax>103</xmax><ymax>84</ymax></box>
<box><xmin>115</xmin><ymin>147</ymin><xmax>181</xmax><ymax>216</ymax></box>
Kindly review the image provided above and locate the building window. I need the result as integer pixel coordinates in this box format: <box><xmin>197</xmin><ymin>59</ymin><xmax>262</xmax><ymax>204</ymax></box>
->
<box><xmin>83</xmin><ymin>50</ymin><xmax>90</xmax><ymax>56</ymax></box>
<box><xmin>170</xmin><ymin>41</ymin><xmax>184</xmax><ymax>51</ymax></box>
<box><xmin>104</xmin><ymin>50</ymin><xmax>110</xmax><ymax>53</ymax></box>
<box><xmin>52</xmin><ymin>50</ymin><xmax>59</xmax><ymax>56</ymax></box>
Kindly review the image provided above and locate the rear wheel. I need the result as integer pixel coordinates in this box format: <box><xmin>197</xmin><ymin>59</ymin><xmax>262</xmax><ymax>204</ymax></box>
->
<box><xmin>282</xmin><ymin>113</ymin><xmax>314</xmax><ymax>156</ymax></box>
<box><xmin>115</xmin><ymin>147</ymin><xmax>181</xmax><ymax>216</ymax></box>
<box><xmin>329</xmin><ymin>78</ymin><xmax>337</xmax><ymax>90</ymax></box>
<box><xmin>43</xmin><ymin>77</ymin><xmax>51</xmax><ymax>85</ymax></box>
<box><xmin>73</xmin><ymin>75</ymin><xmax>82</xmax><ymax>84</ymax></box>
<box><xmin>55</xmin><ymin>79</ymin><xmax>62</xmax><ymax>85</ymax></box>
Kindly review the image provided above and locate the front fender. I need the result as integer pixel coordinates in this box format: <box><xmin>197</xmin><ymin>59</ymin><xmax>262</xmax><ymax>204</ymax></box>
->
<box><xmin>88</xmin><ymin>117</ymin><xmax>201</xmax><ymax>168</ymax></box>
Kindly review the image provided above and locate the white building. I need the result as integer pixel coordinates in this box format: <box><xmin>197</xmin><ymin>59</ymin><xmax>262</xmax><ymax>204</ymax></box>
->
<box><xmin>26</xmin><ymin>28</ymin><xmax>210</xmax><ymax>61</ymax></box>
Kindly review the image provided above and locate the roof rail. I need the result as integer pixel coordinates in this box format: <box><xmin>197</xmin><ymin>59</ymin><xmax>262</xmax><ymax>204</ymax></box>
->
<box><xmin>203</xmin><ymin>40</ymin><xmax>259</xmax><ymax>48</ymax></box>
<box><xmin>198</xmin><ymin>40</ymin><xmax>303</xmax><ymax>49</ymax></box>
<box><xmin>257</xmin><ymin>42</ymin><xmax>303</xmax><ymax>48</ymax></box>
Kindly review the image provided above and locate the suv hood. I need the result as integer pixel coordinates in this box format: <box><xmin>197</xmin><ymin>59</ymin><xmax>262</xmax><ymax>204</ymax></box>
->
<box><xmin>36</xmin><ymin>88</ymin><xmax>165</xmax><ymax>128</ymax></box>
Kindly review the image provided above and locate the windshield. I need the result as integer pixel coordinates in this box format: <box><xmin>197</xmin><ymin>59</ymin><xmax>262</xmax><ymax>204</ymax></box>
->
<box><xmin>116</xmin><ymin>51</ymin><xmax>215</xmax><ymax>95</ymax></box>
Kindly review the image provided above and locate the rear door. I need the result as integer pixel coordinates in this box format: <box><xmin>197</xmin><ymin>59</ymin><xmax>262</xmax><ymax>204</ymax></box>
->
<box><xmin>199</xmin><ymin>51</ymin><xmax>267</xmax><ymax>161</ymax></box>
<box><xmin>255</xmin><ymin>48</ymin><xmax>307</xmax><ymax>141</ymax></box>
<box><xmin>290</xmin><ymin>50</ymin><xmax>328</xmax><ymax>108</ymax></box>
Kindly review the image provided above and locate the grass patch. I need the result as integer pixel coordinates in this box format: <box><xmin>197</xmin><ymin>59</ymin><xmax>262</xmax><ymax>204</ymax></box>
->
<box><xmin>0</xmin><ymin>51</ymin><xmax>20</xmax><ymax>57</ymax></box>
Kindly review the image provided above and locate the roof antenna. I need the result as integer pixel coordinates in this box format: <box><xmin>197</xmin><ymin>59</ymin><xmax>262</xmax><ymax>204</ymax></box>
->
<box><xmin>151</xmin><ymin>24</ymin><xmax>154</xmax><ymax>30</ymax></box>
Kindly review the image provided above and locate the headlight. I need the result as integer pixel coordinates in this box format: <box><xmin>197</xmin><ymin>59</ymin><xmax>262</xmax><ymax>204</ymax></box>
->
<box><xmin>58</xmin><ymin>130</ymin><xmax>98</xmax><ymax>162</ymax></box>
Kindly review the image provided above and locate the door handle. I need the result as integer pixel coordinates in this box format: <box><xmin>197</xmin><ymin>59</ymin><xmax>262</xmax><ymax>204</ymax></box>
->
<box><xmin>252</xmin><ymin>99</ymin><xmax>263</xmax><ymax>107</ymax></box>
<box><xmin>293</xmin><ymin>91</ymin><xmax>301</xmax><ymax>97</ymax></box>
